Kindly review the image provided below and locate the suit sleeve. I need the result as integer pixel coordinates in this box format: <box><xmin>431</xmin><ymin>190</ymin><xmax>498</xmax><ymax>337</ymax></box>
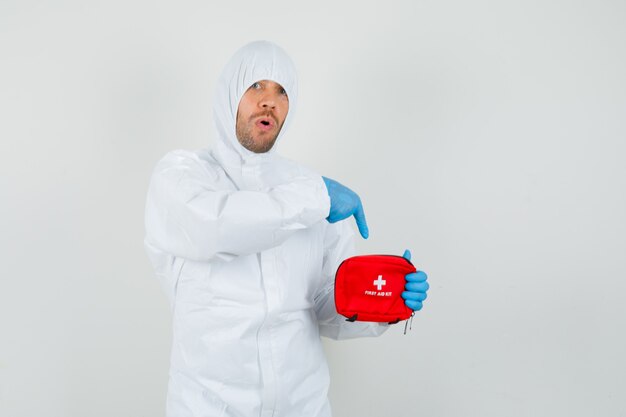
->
<box><xmin>144</xmin><ymin>151</ymin><xmax>330</xmax><ymax>262</ymax></box>
<box><xmin>313</xmin><ymin>220</ymin><xmax>390</xmax><ymax>340</ymax></box>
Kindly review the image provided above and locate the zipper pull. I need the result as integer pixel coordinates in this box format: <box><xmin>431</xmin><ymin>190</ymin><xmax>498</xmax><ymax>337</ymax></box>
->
<box><xmin>403</xmin><ymin>311</ymin><xmax>416</xmax><ymax>335</ymax></box>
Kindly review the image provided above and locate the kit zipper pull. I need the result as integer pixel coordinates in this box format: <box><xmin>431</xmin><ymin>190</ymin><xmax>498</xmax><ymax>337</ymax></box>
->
<box><xmin>403</xmin><ymin>311</ymin><xmax>416</xmax><ymax>335</ymax></box>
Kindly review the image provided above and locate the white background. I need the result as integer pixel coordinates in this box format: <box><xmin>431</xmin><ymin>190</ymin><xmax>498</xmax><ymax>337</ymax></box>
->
<box><xmin>1</xmin><ymin>1</ymin><xmax>625</xmax><ymax>416</ymax></box>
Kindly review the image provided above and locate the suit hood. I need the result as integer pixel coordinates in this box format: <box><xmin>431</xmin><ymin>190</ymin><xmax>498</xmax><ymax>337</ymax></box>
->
<box><xmin>212</xmin><ymin>40</ymin><xmax>299</xmax><ymax>168</ymax></box>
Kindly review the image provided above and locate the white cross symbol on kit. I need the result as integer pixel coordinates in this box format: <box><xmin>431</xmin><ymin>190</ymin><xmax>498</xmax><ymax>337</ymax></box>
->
<box><xmin>373</xmin><ymin>275</ymin><xmax>386</xmax><ymax>291</ymax></box>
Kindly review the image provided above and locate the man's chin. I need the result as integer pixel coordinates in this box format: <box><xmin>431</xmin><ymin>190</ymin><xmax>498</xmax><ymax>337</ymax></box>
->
<box><xmin>251</xmin><ymin>143</ymin><xmax>276</xmax><ymax>154</ymax></box>
<box><xmin>240</xmin><ymin>137</ymin><xmax>277</xmax><ymax>154</ymax></box>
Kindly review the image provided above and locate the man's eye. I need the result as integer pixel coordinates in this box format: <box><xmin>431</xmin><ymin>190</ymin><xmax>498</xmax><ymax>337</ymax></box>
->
<box><xmin>251</xmin><ymin>82</ymin><xmax>261</xmax><ymax>89</ymax></box>
<box><xmin>280</xmin><ymin>88</ymin><xmax>287</xmax><ymax>96</ymax></box>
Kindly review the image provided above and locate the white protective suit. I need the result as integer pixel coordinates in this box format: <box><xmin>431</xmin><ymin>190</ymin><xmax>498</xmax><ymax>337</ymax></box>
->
<box><xmin>144</xmin><ymin>40</ymin><xmax>389</xmax><ymax>417</ymax></box>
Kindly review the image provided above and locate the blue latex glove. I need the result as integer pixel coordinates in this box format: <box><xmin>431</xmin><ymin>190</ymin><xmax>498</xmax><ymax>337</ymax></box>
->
<box><xmin>322</xmin><ymin>176</ymin><xmax>369</xmax><ymax>239</ymax></box>
<box><xmin>401</xmin><ymin>249</ymin><xmax>429</xmax><ymax>311</ymax></box>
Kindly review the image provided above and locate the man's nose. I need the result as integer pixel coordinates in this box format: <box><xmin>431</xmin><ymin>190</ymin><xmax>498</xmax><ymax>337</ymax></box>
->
<box><xmin>259</xmin><ymin>94</ymin><xmax>277</xmax><ymax>109</ymax></box>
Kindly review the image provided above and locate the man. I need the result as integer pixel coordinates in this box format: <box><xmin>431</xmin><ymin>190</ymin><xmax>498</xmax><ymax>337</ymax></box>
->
<box><xmin>144</xmin><ymin>40</ymin><xmax>429</xmax><ymax>417</ymax></box>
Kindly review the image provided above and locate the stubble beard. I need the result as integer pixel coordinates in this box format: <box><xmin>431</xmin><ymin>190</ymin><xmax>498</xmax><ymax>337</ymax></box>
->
<box><xmin>236</xmin><ymin>117</ymin><xmax>283</xmax><ymax>154</ymax></box>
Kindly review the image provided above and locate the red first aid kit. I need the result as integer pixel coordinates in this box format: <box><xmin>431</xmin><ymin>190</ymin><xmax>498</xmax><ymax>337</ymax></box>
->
<box><xmin>334</xmin><ymin>254</ymin><xmax>416</xmax><ymax>324</ymax></box>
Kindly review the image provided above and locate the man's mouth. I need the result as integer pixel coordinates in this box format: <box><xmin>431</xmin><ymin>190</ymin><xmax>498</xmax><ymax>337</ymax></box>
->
<box><xmin>255</xmin><ymin>117</ymin><xmax>275</xmax><ymax>131</ymax></box>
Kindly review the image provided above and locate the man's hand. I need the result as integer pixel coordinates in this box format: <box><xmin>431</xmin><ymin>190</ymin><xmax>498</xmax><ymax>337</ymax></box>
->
<box><xmin>322</xmin><ymin>176</ymin><xmax>369</xmax><ymax>239</ymax></box>
<box><xmin>401</xmin><ymin>249</ymin><xmax>429</xmax><ymax>311</ymax></box>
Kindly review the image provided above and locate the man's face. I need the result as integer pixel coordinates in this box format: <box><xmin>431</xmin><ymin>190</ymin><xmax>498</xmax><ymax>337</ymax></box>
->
<box><xmin>235</xmin><ymin>79</ymin><xmax>289</xmax><ymax>153</ymax></box>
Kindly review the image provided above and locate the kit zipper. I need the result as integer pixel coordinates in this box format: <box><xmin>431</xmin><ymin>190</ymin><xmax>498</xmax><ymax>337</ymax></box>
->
<box><xmin>367</xmin><ymin>254</ymin><xmax>415</xmax><ymax>267</ymax></box>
